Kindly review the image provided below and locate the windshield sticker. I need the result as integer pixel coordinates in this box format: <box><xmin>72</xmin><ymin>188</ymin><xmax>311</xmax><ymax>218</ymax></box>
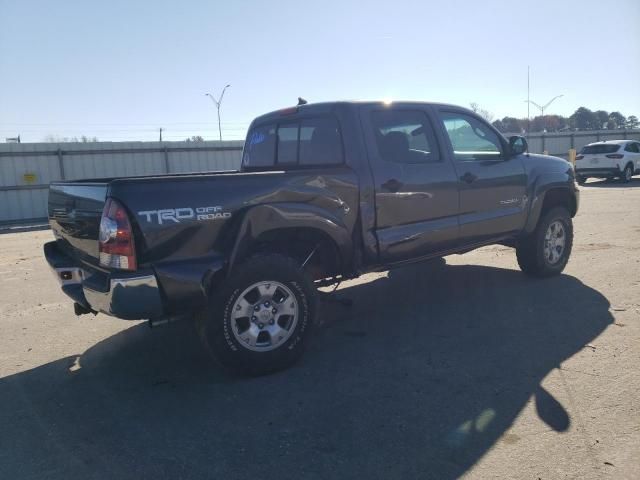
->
<box><xmin>249</xmin><ymin>131</ymin><xmax>266</xmax><ymax>146</ymax></box>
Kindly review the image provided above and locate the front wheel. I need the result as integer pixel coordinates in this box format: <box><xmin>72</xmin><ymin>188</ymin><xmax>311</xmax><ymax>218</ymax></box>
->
<box><xmin>576</xmin><ymin>175</ymin><xmax>586</xmax><ymax>185</ymax></box>
<box><xmin>516</xmin><ymin>207</ymin><xmax>573</xmax><ymax>277</ymax></box>
<box><xmin>196</xmin><ymin>254</ymin><xmax>316</xmax><ymax>376</ymax></box>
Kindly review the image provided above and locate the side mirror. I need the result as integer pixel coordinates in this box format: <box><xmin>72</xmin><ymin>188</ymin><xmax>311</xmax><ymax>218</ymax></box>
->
<box><xmin>509</xmin><ymin>136</ymin><xmax>528</xmax><ymax>156</ymax></box>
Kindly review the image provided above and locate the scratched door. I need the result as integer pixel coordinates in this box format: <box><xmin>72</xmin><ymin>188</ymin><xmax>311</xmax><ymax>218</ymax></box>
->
<box><xmin>435</xmin><ymin>109</ymin><xmax>528</xmax><ymax>244</ymax></box>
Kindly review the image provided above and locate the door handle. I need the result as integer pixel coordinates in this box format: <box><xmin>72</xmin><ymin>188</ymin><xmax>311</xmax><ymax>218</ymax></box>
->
<box><xmin>382</xmin><ymin>178</ymin><xmax>403</xmax><ymax>192</ymax></box>
<box><xmin>461</xmin><ymin>172</ymin><xmax>478</xmax><ymax>184</ymax></box>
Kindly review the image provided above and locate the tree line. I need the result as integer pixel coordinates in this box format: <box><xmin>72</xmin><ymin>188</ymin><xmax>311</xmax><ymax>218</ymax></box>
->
<box><xmin>43</xmin><ymin>135</ymin><xmax>100</xmax><ymax>143</ymax></box>
<box><xmin>490</xmin><ymin>107</ymin><xmax>639</xmax><ymax>134</ymax></box>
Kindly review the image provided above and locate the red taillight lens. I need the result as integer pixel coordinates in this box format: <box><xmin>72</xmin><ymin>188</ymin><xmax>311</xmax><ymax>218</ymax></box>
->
<box><xmin>99</xmin><ymin>198</ymin><xmax>137</xmax><ymax>270</ymax></box>
<box><xmin>605</xmin><ymin>154</ymin><xmax>623</xmax><ymax>159</ymax></box>
<box><xmin>575</xmin><ymin>155</ymin><xmax>584</xmax><ymax>160</ymax></box>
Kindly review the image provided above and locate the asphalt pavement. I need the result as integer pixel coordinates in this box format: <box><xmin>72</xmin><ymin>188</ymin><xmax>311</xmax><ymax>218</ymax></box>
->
<box><xmin>0</xmin><ymin>178</ymin><xmax>638</xmax><ymax>479</ymax></box>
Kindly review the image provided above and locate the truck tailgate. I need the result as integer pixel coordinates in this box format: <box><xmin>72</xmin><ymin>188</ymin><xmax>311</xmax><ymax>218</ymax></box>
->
<box><xmin>48</xmin><ymin>182</ymin><xmax>108</xmax><ymax>265</ymax></box>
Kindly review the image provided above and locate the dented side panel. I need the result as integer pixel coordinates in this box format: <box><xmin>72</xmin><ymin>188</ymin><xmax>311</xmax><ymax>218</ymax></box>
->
<box><xmin>107</xmin><ymin>169</ymin><xmax>360</xmax><ymax>267</ymax></box>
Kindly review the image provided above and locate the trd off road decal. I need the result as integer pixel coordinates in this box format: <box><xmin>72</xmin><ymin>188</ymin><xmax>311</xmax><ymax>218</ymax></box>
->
<box><xmin>138</xmin><ymin>206</ymin><xmax>231</xmax><ymax>224</ymax></box>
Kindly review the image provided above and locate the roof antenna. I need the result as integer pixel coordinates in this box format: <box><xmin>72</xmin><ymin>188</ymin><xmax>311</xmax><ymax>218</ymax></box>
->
<box><xmin>297</xmin><ymin>97</ymin><xmax>308</xmax><ymax>106</ymax></box>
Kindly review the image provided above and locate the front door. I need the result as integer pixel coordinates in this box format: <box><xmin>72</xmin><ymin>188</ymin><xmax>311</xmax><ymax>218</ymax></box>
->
<box><xmin>360</xmin><ymin>105</ymin><xmax>460</xmax><ymax>264</ymax></box>
<box><xmin>435</xmin><ymin>109</ymin><xmax>527</xmax><ymax>244</ymax></box>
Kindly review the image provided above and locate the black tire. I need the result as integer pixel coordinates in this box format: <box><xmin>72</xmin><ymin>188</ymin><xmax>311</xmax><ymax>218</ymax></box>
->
<box><xmin>621</xmin><ymin>164</ymin><xmax>633</xmax><ymax>183</ymax></box>
<box><xmin>516</xmin><ymin>207</ymin><xmax>573</xmax><ymax>277</ymax></box>
<box><xmin>576</xmin><ymin>175</ymin><xmax>586</xmax><ymax>185</ymax></box>
<box><xmin>196</xmin><ymin>254</ymin><xmax>316</xmax><ymax>376</ymax></box>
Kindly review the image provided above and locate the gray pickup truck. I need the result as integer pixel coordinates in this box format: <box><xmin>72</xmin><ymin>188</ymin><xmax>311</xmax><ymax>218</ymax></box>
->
<box><xmin>44</xmin><ymin>101</ymin><xmax>579</xmax><ymax>374</ymax></box>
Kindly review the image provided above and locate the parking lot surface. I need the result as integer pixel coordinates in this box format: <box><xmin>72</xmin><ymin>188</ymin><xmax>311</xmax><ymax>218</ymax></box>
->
<box><xmin>1</xmin><ymin>179</ymin><xmax>639</xmax><ymax>479</ymax></box>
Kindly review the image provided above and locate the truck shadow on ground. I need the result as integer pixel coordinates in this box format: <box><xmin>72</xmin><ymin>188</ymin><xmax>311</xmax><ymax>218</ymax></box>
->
<box><xmin>0</xmin><ymin>262</ymin><xmax>612</xmax><ymax>479</ymax></box>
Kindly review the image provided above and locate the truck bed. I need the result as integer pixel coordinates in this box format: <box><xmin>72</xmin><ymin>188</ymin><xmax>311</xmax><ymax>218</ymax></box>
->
<box><xmin>48</xmin><ymin>167</ymin><xmax>359</xmax><ymax>269</ymax></box>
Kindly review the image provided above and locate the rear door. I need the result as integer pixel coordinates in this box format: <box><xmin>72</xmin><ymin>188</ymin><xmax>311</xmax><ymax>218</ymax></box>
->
<box><xmin>579</xmin><ymin>143</ymin><xmax>621</xmax><ymax>170</ymax></box>
<box><xmin>360</xmin><ymin>104</ymin><xmax>459</xmax><ymax>263</ymax></box>
<box><xmin>434</xmin><ymin>108</ymin><xmax>527</xmax><ymax>244</ymax></box>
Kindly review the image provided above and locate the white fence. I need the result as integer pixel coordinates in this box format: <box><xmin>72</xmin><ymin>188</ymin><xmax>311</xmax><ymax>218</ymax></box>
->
<box><xmin>524</xmin><ymin>129</ymin><xmax>640</xmax><ymax>156</ymax></box>
<box><xmin>3</xmin><ymin>130</ymin><xmax>639</xmax><ymax>225</ymax></box>
<box><xmin>0</xmin><ymin>141</ymin><xmax>244</xmax><ymax>224</ymax></box>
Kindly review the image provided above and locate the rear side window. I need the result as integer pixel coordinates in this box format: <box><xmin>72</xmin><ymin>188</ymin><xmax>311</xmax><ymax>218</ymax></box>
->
<box><xmin>243</xmin><ymin>117</ymin><xmax>343</xmax><ymax>168</ymax></box>
<box><xmin>243</xmin><ymin>124</ymin><xmax>276</xmax><ymax>167</ymax></box>
<box><xmin>370</xmin><ymin>110</ymin><xmax>439</xmax><ymax>163</ymax></box>
<box><xmin>581</xmin><ymin>144</ymin><xmax>620</xmax><ymax>154</ymax></box>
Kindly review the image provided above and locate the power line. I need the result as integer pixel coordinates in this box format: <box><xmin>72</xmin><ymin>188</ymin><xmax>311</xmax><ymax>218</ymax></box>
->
<box><xmin>0</xmin><ymin>127</ymin><xmax>250</xmax><ymax>133</ymax></box>
<box><xmin>0</xmin><ymin>120</ymin><xmax>252</xmax><ymax>126</ymax></box>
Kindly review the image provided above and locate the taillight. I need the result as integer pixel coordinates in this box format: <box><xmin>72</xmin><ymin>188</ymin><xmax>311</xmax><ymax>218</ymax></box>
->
<box><xmin>575</xmin><ymin>155</ymin><xmax>584</xmax><ymax>160</ymax></box>
<box><xmin>605</xmin><ymin>154</ymin><xmax>624</xmax><ymax>159</ymax></box>
<box><xmin>99</xmin><ymin>198</ymin><xmax>137</xmax><ymax>270</ymax></box>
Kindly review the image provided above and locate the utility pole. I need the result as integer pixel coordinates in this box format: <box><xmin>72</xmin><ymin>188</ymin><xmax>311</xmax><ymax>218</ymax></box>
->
<box><xmin>527</xmin><ymin>66</ymin><xmax>530</xmax><ymax>136</ymax></box>
<box><xmin>205</xmin><ymin>84</ymin><xmax>231</xmax><ymax>141</ymax></box>
<box><xmin>159</xmin><ymin>128</ymin><xmax>163</xmax><ymax>142</ymax></box>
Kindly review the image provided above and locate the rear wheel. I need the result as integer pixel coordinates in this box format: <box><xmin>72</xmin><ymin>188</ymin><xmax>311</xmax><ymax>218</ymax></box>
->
<box><xmin>516</xmin><ymin>207</ymin><xmax>573</xmax><ymax>277</ymax></box>
<box><xmin>621</xmin><ymin>164</ymin><xmax>633</xmax><ymax>183</ymax></box>
<box><xmin>196</xmin><ymin>254</ymin><xmax>316</xmax><ymax>376</ymax></box>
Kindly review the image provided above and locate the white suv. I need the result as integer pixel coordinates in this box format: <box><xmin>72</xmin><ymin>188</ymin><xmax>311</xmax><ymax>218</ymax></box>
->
<box><xmin>575</xmin><ymin>140</ymin><xmax>640</xmax><ymax>184</ymax></box>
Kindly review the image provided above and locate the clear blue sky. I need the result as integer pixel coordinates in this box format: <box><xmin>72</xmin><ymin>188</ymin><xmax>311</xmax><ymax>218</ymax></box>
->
<box><xmin>1</xmin><ymin>0</ymin><xmax>639</xmax><ymax>142</ymax></box>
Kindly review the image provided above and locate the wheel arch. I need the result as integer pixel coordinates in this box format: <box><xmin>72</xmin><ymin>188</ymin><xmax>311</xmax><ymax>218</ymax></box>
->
<box><xmin>227</xmin><ymin>203</ymin><xmax>352</xmax><ymax>279</ymax></box>
<box><xmin>524</xmin><ymin>186</ymin><xmax>577</xmax><ymax>234</ymax></box>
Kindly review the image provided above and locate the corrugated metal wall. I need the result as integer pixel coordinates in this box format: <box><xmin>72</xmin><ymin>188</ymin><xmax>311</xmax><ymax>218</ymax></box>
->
<box><xmin>525</xmin><ymin>130</ymin><xmax>640</xmax><ymax>156</ymax></box>
<box><xmin>0</xmin><ymin>141</ymin><xmax>243</xmax><ymax>224</ymax></box>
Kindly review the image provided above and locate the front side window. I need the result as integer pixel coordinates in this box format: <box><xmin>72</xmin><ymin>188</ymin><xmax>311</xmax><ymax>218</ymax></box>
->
<box><xmin>370</xmin><ymin>110</ymin><xmax>438</xmax><ymax>164</ymax></box>
<box><xmin>243</xmin><ymin>123</ymin><xmax>276</xmax><ymax>167</ymax></box>
<box><xmin>624</xmin><ymin>142</ymin><xmax>639</xmax><ymax>153</ymax></box>
<box><xmin>440</xmin><ymin>112</ymin><xmax>502</xmax><ymax>161</ymax></box>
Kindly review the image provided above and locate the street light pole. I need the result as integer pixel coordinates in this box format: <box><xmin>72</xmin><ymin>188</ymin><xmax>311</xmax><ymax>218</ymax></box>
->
<box><xmin>205</xmin><ymin>84</ymin><xmax>231</xmax><ymax>141</ymax></box>
<box><xmin>524</xmin><ymin>94</ymin><xmax>564</xmax><ymax>131</ymax></box>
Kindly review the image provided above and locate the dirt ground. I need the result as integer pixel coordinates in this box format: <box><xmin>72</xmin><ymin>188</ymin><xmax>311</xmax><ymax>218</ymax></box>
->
<box><xmin>1</xmin><ymin>178</ymin><xmax>639</xmax><ymax>480</ymax></box>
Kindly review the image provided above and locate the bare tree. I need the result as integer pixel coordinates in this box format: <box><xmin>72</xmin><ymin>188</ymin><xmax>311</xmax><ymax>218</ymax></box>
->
<box><xmin>44</xmin><ymin>135</ymin><xmax>99</xmax><ymax>143</ymax></box>
<box><xmin>470</xmin><ymin>103</ymin><xmax>494</xmax><ymax>122</ymax></box>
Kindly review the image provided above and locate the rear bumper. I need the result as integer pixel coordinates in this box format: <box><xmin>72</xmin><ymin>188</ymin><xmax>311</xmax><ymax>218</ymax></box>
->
<box><xmin>575</xmin><ymin>166</ymin><xmax>620</xmax><ymax>177</ymax></box>
<box><xmin>44</xmin><ymin>241</ymin><xmax>164</xmax><ymax>320</ymax></box>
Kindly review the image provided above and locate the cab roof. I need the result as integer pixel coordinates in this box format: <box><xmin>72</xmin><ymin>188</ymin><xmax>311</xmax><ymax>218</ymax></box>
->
<box><xmin>586</xmin><ymin>139</ymin><xmax>633</xmax><ymax>146</ymax></box>
<box><xmin>250</xmin><ymin>100</ymin><xmax>472</xmax><ymax>126</ymax></box>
